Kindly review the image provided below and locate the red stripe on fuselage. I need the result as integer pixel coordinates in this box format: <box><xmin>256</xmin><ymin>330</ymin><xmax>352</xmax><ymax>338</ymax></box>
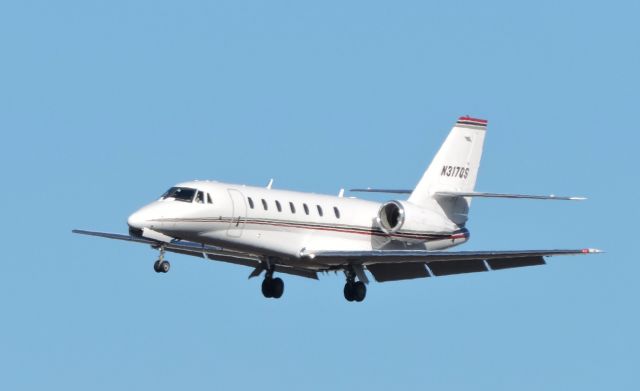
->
<box><xmin>162</xmin><ymin>217</ymin><xmax>466</xmax><ymax>242</ymax></box>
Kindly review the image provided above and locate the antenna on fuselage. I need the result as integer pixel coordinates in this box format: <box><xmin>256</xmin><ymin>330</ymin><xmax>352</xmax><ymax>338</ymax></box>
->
<box><xmin>266</xmin><ymin>178</ymin><xmax>274</xmax><ymax>189</ymax></box>
<box><xmin>338</xmin><ymin>188</ymin><xmax>345</xmax><ymax>197</ymax></box>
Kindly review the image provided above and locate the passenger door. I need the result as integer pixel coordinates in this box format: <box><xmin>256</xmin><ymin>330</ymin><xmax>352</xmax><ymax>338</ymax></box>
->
<box><xmin>227</xmin><ymin>189</ymin><xmax>247</xmax><ymax>237</ymax></box>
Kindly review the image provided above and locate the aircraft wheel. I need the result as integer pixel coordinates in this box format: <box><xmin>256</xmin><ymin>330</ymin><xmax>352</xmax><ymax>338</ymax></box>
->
<box><xmin>160</xmin><ymin>261</ymin><xmax>170</xmax><ymax>273</ymax></box>
<box><xmin>262</xmin><ymin>278</ymin><xmax>273</xmax><ymax>298</ymax></box>
<box><xmin>343</xmin><ymin>282</ymin><xmax>355</xmax><ymax>302</ymax></box>
<box><xmin>262</xmin><ymin>277</ymin><xmax>284</xmax><ymax>299</ymax></box>
<box><xmin>153</xmin><ymin>260</ymin><xmax>162</xmax><ymax>273</ymax></box>
<box><xmin>271</xmin><ymin>278</ymin><xmax>284</xmax><ymax>299</ymax></box>
<box><xmin>353</xmin><ymin>281</ymin><xmax>367</xmax><ymax>302</ymax></box>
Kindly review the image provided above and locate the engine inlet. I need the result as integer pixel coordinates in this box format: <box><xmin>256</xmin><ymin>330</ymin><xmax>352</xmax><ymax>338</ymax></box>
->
<box><xmin>377</xmin><ymin>201</ymin><xmax>405</xmax><ymax>234</ymax></box>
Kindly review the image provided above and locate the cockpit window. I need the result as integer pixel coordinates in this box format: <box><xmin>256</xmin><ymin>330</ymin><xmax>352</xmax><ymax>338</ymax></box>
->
<box><xmin>195</xmin><ymin>191</ymin><xmax>205</xmax><ymax>204</ymax></box>
<box><xmin>161</xmin><ymin>187</ymin><xmax>197</xmax><ymax>202</ymax></box>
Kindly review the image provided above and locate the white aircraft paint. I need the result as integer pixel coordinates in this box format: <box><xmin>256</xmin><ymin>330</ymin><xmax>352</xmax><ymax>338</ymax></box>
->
<box><xmin>74</xmin><ymin>116</ymin><xmax>601</xmax><ymax>302</ymax></box>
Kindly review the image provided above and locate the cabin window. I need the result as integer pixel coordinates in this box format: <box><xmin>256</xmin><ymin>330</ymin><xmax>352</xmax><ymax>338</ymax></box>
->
<box><xmin>195</xmin><ymin>191</ymin><xmax>205</xmax><ymax>204</ymax></box>
<box><xmin>317</xmin><ymin>205</ymin><xmax>323</xmax><ymax>217</ymax></box>
<box><xmin>262</xmin><ymin>199</ymin><xmax>268</xmax><ymax>210</ymax></box>
<box><xmin>275</xmin><ymin>200</ymin><xmax>282</xmax><ymax>212</ymax></box>
<box><xmin>248</xmin><ymin>197</ymin><xmax>254</xmax><ymax>209</ymax></box>
<box><xmin>334</xmin><ymin>206</ymin><xmax>341</xmax><ymax>219</ymax></box>
<box><xmin>289</xmin><ymin>202</ymin><xmax>296</xmax><ymax>213</ymax></box>
<box><xmin>303</xmin><ymin>203</ymin><xmax>309</xmax><ymax>215</ymax></box>
<box><xmin>207</xmin><ymin>193</ymin><xmax>213</xmax><ymax>204</ymax></box>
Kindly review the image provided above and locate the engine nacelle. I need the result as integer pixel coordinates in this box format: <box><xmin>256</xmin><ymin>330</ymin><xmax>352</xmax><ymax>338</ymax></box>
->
<box><xmin>376</xmin><ymin>200</ymin><xmax>461</xmax><ymax>243</ymax></box>
<box><xmin>376</xmin><ymin>200</ymin><xmax>405</xmax><ymax>234</ymax></box>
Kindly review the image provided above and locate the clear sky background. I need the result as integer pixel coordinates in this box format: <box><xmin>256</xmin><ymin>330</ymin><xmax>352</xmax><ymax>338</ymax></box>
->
<box><xmin>1</xmin><ymin>1</ymin><xmax>638</xmax><ymax>390</ymax></box>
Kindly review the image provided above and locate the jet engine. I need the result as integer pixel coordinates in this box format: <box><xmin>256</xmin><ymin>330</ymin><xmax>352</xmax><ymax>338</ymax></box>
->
<box><xmin>376</xmin><ymin>201</ymin><xmax>405</xmax><ymax>234</ymax></box>
<box><xmin>376</xmin><ymin>199</ymin><xmax>463</xmax><ymax>243</ymax></box>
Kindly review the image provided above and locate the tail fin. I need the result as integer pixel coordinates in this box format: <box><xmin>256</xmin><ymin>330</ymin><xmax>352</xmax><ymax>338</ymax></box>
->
<box><xmin>408</xmin><ymin>116</ymin><xmax>487</xmax><ymax>222</ymax></box>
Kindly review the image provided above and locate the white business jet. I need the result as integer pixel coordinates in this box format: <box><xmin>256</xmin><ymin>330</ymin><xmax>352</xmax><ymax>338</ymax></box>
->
<box><xmin>74</xmin><ymin>116</ymin><xmax>600</xmax><ymax>302</ymax></box>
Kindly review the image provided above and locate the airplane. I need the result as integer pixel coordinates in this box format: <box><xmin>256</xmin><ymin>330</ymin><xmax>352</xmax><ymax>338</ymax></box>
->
<box><xmin>73</xmin><ymin>116</ymin><xmax>601</xmax><ymax>302</ymax></box>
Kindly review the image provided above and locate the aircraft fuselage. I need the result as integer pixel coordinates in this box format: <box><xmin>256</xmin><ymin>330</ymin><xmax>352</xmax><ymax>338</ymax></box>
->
<box><xmin>127</xmin><ymin>180</ymin><xmax>469</xmax><ymax>269</ymax></box>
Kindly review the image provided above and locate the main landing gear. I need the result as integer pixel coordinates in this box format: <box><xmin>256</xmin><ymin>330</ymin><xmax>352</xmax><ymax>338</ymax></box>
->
<box><xmin>261</xmin><ymin>266</ymin><xmax>284</xmax><ymax>299</ymax></box>
<box><xmin>259</xmin><ymin>260</ymin><xmax>284</xmax><ymax>299</ymax></box>
<box><xmin>261</xmin><ymin>276</ymin><xmax>284</xmax><ymax>299</ymax></box>
<box><xmin>343</xmin><ymin>268</ymin><xmax>366</xmax><ymax>302</ymax></box>
<box><xmin>153</xmin><ymin>246</ymin><xmax>170</xmax><ymax>273</ymax></box>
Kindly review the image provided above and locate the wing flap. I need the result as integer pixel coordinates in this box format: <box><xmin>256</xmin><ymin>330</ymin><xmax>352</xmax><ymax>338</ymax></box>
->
<box><xmin>367</xmin><ymin>263</ymin><xmax>430</xmax><ymax>282</ymax></box>
<box><xmin>428</xmin><ymin>259</ymin><xmax>488</xmax><ymax>276</ymax></box>
<box><xmin>487</xmin><ymin>256</ymin><xmax>546</xmax><ymax>270</ymax></box>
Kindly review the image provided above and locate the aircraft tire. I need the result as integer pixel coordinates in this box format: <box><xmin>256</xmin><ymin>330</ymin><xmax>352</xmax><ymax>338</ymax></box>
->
<box><xmin>353</xmin><ymin>281</ymin><xmax>366</xmax><ymax>302</ymax></box>
<box><xmin>160</xmin><ymin>261</ymin><xmax>170</xmax><ymax>273</ymax></box>
<box><xmin>262</xmin><ymin>278</ymin><xmax>273</xmax><ymax>298</ymax></box>
<box><xmin>343</xmin><ymin>282</ymin><xmax>355</xmax><ymax>302</ymax></box>
<box><xmin>153</xmin><ymin>260</ymin><xmax>162</xmax><ymax>273</ymax></box>
<box><xmin>271</xmin><ymin>278</ymin><xmax>284</xmax><ymax>299</ymax></box>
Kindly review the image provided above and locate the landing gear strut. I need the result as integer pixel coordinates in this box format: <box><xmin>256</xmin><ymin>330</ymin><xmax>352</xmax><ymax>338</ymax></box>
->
<box><xmin>261</xmin><ymin>264</ymin><xmax>284</xmax><ymax>299</ymax></box>
<box><xmin>343</xmin><ymin>268</ymin><xmax>367</xmax><ymax>302</ymax></box>
<box><xmin>153</xmin><ymin>246</ymin><xmax>170</xmax><ymax>273</ymax></box>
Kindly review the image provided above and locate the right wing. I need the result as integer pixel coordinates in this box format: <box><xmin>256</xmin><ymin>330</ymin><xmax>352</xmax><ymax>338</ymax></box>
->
<box><xmin>304</xmin><ymin>248</ymin><xmax>601</xmax><ymax>282</ymax></box>
<box><xmin>72</xmin><ymin>229</ymin><xmax>318</xmax><ymax>280</ymax></box>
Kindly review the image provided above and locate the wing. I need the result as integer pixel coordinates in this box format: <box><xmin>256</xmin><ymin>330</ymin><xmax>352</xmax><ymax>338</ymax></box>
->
<box><xmin>72</xmin><ymin>229</ymin><xmax>318</xmax><ymax>280</ymax></box>
<box><xmin>304</xmin><ymin>248</ymin><xmax>601</xmax><ymax>282</ymax></box>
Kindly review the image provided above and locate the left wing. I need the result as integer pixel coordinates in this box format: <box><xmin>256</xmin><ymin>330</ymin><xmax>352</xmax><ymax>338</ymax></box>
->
<box><xmin>72</xmin><ymin>229</ymin><xmax>318</xmax><ymax>279</ymax></box>
<box><xmin>303</xmin><ymin>248</ymin><xmax>601</xmax><ymax>282</ymax></box>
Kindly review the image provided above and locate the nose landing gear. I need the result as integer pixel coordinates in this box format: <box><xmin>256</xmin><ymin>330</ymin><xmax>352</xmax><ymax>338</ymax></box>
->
<box><xmin>153</xmin><ymin>246</ymin><xmax>170</xmax><ymax>273</ymax></box>
<box><xmin>153</xmin><ymin>259</ymin><xmax>170</xmax><ymax>273</ymax></box>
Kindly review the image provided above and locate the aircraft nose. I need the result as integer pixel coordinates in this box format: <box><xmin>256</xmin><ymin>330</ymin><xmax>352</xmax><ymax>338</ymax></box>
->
<box><xmin>127</xmin><ymin>210</ymin><xmax>147</xmax><ymax>230</ymax></box>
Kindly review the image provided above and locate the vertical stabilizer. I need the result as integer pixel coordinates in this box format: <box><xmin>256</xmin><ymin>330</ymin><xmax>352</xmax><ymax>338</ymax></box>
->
<box><xmin>408</xmin><ymin>116</ymin><xmax>487</xmax><ymax>223</ymax></box>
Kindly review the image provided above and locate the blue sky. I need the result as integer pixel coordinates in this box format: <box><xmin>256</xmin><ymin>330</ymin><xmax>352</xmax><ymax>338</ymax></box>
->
<box><xmin>1</xmin><ymin>1</ymin><xmax>638</xmax><ymax>389</ymax></box>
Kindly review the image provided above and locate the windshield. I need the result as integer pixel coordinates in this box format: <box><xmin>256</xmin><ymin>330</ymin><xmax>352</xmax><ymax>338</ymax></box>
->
<box><xmin>161</xmin><ymin>187</ymin><xmax>197</xmax><ymax>202</ymax></box>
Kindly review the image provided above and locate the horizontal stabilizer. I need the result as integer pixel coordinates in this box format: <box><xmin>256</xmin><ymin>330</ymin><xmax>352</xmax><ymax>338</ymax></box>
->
<box><xmin>350</xmin><ymin>189</ymin><xmax>586</xmax><ymax>200</ymax></box>
<box><xmin>434</xmin><ymin>191</ymin><xmax>586</xmax><ymax>201</ymax></box>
